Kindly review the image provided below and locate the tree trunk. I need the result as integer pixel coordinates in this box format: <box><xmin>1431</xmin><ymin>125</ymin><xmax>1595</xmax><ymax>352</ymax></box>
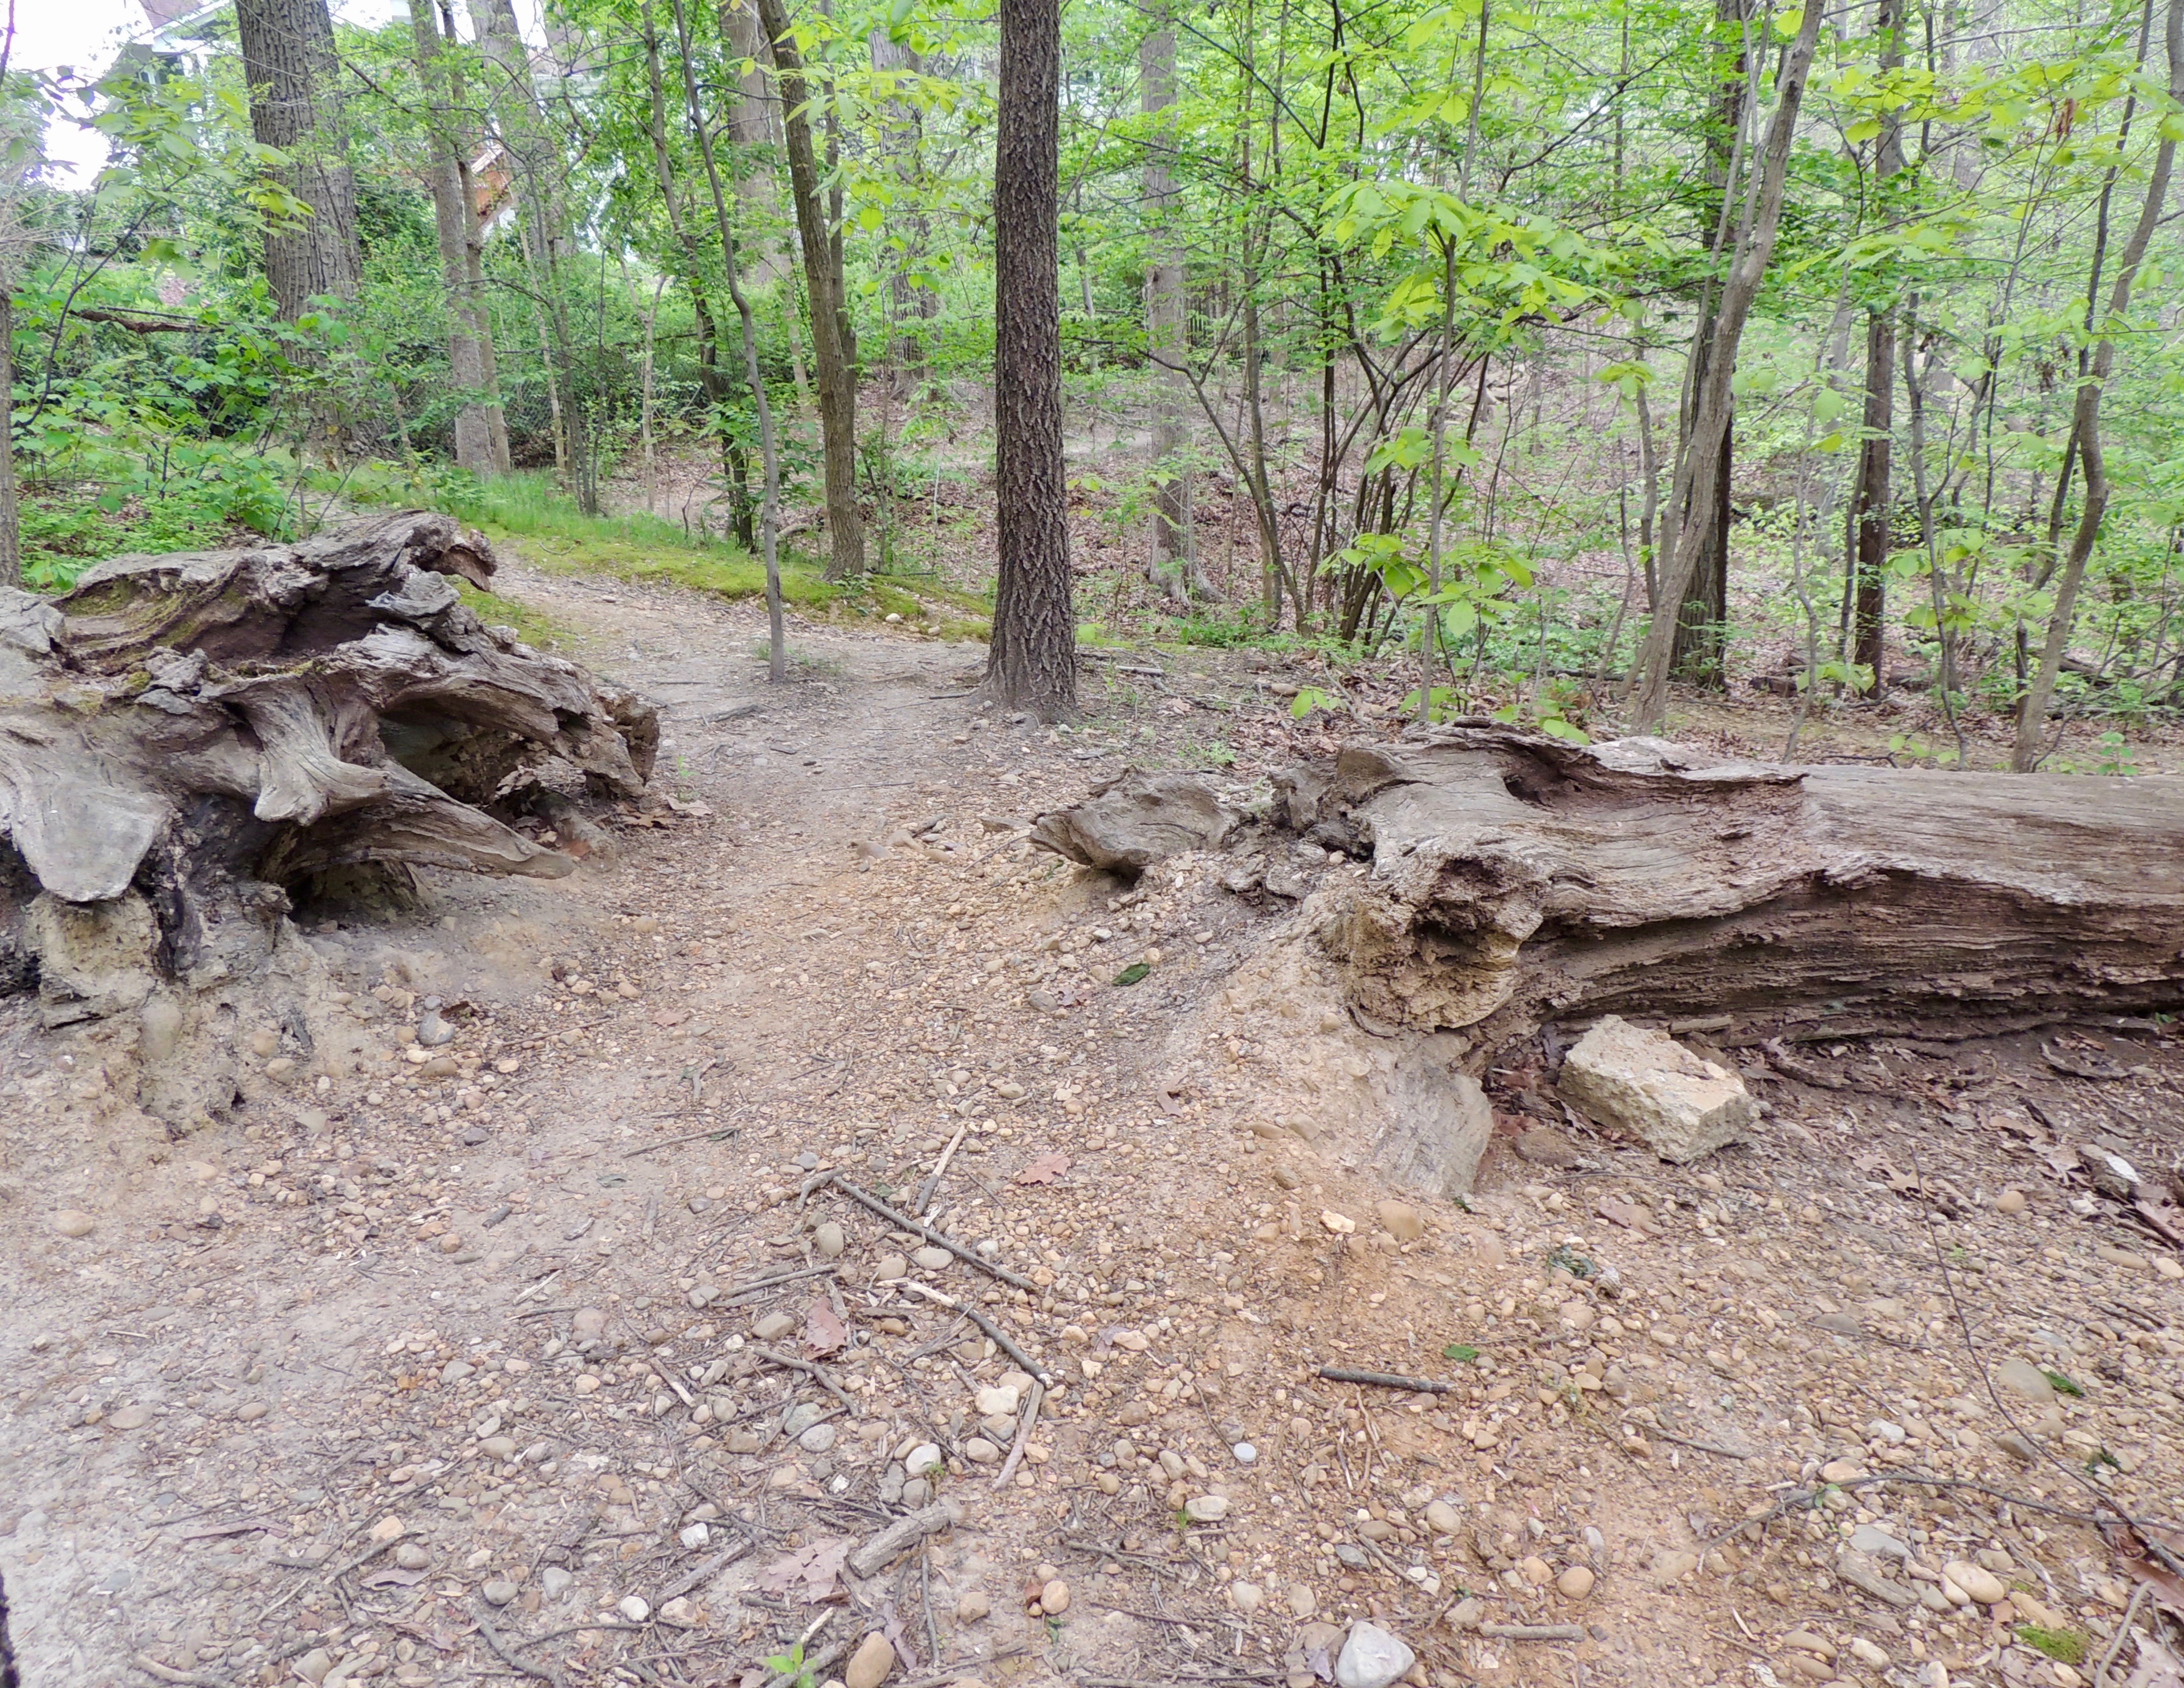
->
<box><xmin>2013</xmin><ymin>0</ymin><xmax>2182</xmax><ymax>768</ymax></box>
<box><xmin>471</xmin><ymin>0</ymin><xmax>590</xmax><ymax>506</ymax></box>
<box><xmin>986</xmin><ymin>0</ymin><xmax>1075</xmax><ymax>720</ymax></box>
<box><xmin>667</xmin><ymin>0</ymin><xmax>789</xmax><ymax>678</ymax></box>
<box><xmin>1278</xmin><ymin>726</ymin><xmax>2184</xmax><ymax>1056</ymax></box>
<box><xmin>235</xmin><ymin>0</ymin><xmax>363</xmax><ymax>319</ymax></box>
<box><xmin>753</xmin><ymin>0</ymin><xmax>868</xmax><ymax>580</ymax></box>
<box><xmin>1847</xmin><ymin>304</ymin><xmax>1895</xmax><ymax>693</ymax></box>
<box><xmin>440</xmin><ymin>0</ymin><xmax>513</xmax><ymax>473</ymax></box>
<box><xmin>1140</xmin><ymin>5</ymin><xmax>1205</xmax><ymax>603</ymax></box>
<box><xmin>1629</xmin><ymin>0</ymin><xmax>1824</xmax><ymax>728</ymax></box>
<box><xmin>722</xmin><ymin>0</ymin><xmax>793</xmax><ymax>283</ymax></box>
<box><xmin>1846</xmin><ymin>0</ymin><xmax>1906</xmax><ymax>697</ymax></box>
<box><xmin>408</xmin><ymin>0</ymin><xmax>505</xmax><ymax>476</ymax></box>
<box><xmin>1667</xmin><ymin>0</ymin><xmax>1752</xmax><ymax>687</ymax></box>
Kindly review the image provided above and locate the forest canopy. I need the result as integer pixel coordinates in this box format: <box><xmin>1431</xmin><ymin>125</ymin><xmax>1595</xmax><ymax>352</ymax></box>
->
<box><xmin>4</xmin><ymin>0</ymin><xmax>2182</xmax><ymax>757</ymax></box>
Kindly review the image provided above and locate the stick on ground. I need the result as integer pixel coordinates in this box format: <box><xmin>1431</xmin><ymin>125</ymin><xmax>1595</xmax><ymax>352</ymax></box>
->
<box><xmin>826</xmin><ymin>1176</ymin><xmax>1037</xmax><ymax>1291</ymax></box>
<box><xmin>1317</xmin><ymin>1366</ymin><xmax>1453</xmax><ymax>1395</ymax></box>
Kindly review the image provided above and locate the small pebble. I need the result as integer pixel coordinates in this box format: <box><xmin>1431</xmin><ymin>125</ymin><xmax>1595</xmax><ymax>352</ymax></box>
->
<box><xmin>618</xmin><ymin>1596</ymin><xmax>651</xmax><ymax>1623</ymax></box>
<box><xmin>956</xmin><ymin>1590</ymin><xmax>991</xmax><ymax>1623</ymax></box>
<box><xmin>1039</xmin><ymin>1578</ymin><xmax>1070</xmax><ymax>1615</ymax></box>
<box><xmin>51</xmin><ymin>1210</ymin><xmax>96</xmax><ymax>1238</ymax></box>
<box><xmin>482</xmin><ymin>1580</ymin><xmax>518</xmax><ymax>1607</ymax></box>
<box><xmin>1557</xmin><ymin>1565</ymin><xmax>1596</xmax><ymax>1599</ymax></box>
<box><xmin>1997</xmin><ymin>1187</ymin><xmax>2028</xmax><ymax>1214</ymax></box>
<box><xmin>912</xmin><ymin>1245</ymin><xmax>953</xmax><ymax>1271</ymax></box>
<box><xmin>845</xmin><ymin>1631</ymin><xmax>896</xmax><ymax>1688</ymax></box>
<box><xmin>814</xmin><ymin>1222</ymin><xmax>846</xmax><ymax>1259</ymax></box>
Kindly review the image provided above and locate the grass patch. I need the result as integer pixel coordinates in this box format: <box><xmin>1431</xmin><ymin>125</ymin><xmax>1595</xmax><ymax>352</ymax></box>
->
<box><xmin>2014</xmin><ymin>1625</ymin><xmax>2086</xmax><ymax>1665</ymax></box>
<box><xmin>454</xmin><ymin>581</ymin><xmax>578</xmax><ymax>651</ymax></box>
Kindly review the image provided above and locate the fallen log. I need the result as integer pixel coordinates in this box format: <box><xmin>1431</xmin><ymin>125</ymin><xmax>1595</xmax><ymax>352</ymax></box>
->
<box><xmin>0</xmin><ymin>511</ymin><xmax>655</xmax><ymax>1113</ymax></box>
<box><xmin>1275</xmin><ymin>725</ymin><xmax>2184</xmax><ymax>1051</ymax></box>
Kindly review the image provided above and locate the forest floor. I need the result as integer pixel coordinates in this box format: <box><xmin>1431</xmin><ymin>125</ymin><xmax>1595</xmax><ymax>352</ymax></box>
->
<box><xmin>2</xmin><ymin>552</ymin><xmax>2182</xmax><ymax>1688</ymax></box>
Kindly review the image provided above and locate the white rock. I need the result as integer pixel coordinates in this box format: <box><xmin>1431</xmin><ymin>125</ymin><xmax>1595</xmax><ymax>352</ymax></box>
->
<box><xmin>680</xmin><ymin>1522</ymin><xmax>710</xmax><ymax>1549</ymax></box>
<box><xmin>542</xmin><ymin>1568</ymin><xmax>575</xmax><ymax>1600</ymax></box>
<box><xmin>1183</xmin><ymin>1494</ymin><xmax>1229</xmax><ymax>1522</ymax></box>
<box><xmin>618</xmin><ymin>1596</ymin><xmax>651</xmax><ymax>1623</ymax></box>
<box><xmin>974</xmin><ymin>1384</ymin><xmax>1020</xmax><ymax>1417</ymax></box>
<box><xmin>1335</xmin><ymin>1621</ymin><xmax>1415</xmax><ymax>1688</ymax></box>
<box><xmin>1559</xmin><ymin>1015</ymin><xmax>1754</xmax><ymax>1163</ymax></box>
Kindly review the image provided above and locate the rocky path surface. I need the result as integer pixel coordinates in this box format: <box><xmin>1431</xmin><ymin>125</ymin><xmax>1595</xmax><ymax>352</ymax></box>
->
<box><xmin>2</xmin><ymin>563</ymin><xmax>2181</xmax><ymax>1688</ymax></box>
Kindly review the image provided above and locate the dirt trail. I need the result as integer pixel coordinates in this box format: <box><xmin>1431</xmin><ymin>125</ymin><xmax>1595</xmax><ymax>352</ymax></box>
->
<box><xmin>2</xmin><ymin>560</ymin><xmax>2181</xmax><ymax>1688</ymax></box>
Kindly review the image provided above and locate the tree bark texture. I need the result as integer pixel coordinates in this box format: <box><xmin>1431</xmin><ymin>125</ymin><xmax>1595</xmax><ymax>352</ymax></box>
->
<box><xmin>1278</xmin><ymin>726</ymin><xmax>2184</xmax><ymax>1056</ymax></box>
<box><xmin>408</xmin><ymin>0</ymin><xmax>506</xmax><ymax>476</ymax></box>
<box><xmin>724</xmin><ymin>0</ymin><xmax>794</xmax><ymax>284</ymax></box>
<box><xmin>235</xmin><ymin>0</ymin><xmax>363</xmax><ymax>319</ymax></box>
<box><xmin>0</xmin><ymin>512</ymin><xmax>654</xmax><ymax>1027</ymax></box>
<box><xmin>753</xmin><ymin>0</ymin><xmax>869</xmax><ymax>580</ymax></box>
<box><xmin>986</xmin><ymin>0</ymin><xmax>1076</xmax><ymax>720</ymax></box>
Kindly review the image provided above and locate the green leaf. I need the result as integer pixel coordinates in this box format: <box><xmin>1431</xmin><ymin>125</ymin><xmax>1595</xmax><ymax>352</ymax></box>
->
<box><xmin>1112</xmin><ymin>963</ymin><xmax>1151</xmax><ymax>987</ymax></box>
<box><xmin>1443</xmin><ymin>1343</ymin><xmax>1481</xmax><ymax>1363</ymax></box>
<box><xmin>1845</xmin><ymin>117</ymin><xmax>1882</xmax><ymax>144</ymax></box>
<box><xmin>1538</xmin><ymin>716</ymin><xmax>1592</xmax><ymax>744</ymax></box>
<box><xmin>2041</xmin><ymin>1368</ymin><xmax>2085</xmax><ymax>1398</ymax></box>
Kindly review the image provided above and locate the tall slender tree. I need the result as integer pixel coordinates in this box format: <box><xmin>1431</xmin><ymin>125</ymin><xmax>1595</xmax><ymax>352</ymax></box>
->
<box><xmin>1846</xmin><ymin>0</ymin><xmax>1906</xmax><ymax>696</ymax></box>
<box><xmin>235</xmin><ymin>0</ymin><xmax>363</xmax><ymax>319</ymax></box>
<box><xmin>1140</xmin><ymin>3</ymin><xmax>1207</xmax><ymax>602</ymax></box>
<box><xmin>986</xmin><ymin>0</ymin><xmax>1074</xmax><ymax>718</ymax></box>
<box><xmin>753</xmin><ymin>0</ymin><xmax>869</xmax><ymax>580</ymax></box>
<box><xmin>408</xmin><ymin>0</ymin><xmax>508</xmax><ymax>476</ymax></box>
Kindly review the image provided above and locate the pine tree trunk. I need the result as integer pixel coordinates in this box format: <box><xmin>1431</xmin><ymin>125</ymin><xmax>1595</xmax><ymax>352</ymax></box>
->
<box><xmin>235</xmin><ymin>0</ymin><xmax>363</xmax><ymax>320</ymax></box>
<box><xmin>754</xmin><ymin>0</ymin><xmax>869</xmax><ymax>580</ymax></box>
<box><xmin>986</xmin><ymin>0</ymin><xmax>1075</xmax><ymax>720</ymax></box>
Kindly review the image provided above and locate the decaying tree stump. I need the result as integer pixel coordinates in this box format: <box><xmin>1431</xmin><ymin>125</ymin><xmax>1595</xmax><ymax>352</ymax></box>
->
<box><xmin>1277</xmin><ymin>726</ymin><xmax>2184</xmax><ymax>1050</ymax></box>
<box><xmin>0</xmin><ymin>510</ymin><xmax>655</xmax><ymax>1049</ymax></box>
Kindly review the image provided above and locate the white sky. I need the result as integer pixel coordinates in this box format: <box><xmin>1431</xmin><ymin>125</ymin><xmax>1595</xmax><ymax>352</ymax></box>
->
<box><xmin>6</xmin><ymin>0</ymin><xmax>539</xmax><ymax>185</ymax></box>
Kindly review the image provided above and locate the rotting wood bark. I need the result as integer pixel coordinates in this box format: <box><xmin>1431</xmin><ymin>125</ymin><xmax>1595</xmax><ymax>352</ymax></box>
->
<box><xmin>1276</xmin><ymin>725</ymin><xmax>2184</xmax><ymax>1055</ymax></box>
<box><xmin>0</xmin><ymin>510</ymin><xmax>654</xmax><ymax>1032</ymax></box>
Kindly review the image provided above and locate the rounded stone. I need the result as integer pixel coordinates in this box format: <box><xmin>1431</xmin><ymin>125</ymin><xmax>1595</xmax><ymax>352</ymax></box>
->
<box><xmin>1183</xmin><ymin>1494</ymin><xmax>1229</xmax><ymax>1522</ymax></box>
<box><xmin>1943</xmin><ymin>1560</ymin><xmax>2008</xmax><ymax>1604</ymax></box>
<box><xmin>1038</xmin><ymin>1579</ymin><xmax>1070</xmax><ymax>1615</ymax></box>
<box><xmin>52</xmin><ymin>1210</ymin><xmax>96</xmax><ymax>1238</ymax></box>
<box><xmin>974</xmin><ymin>1384</ymin><xmax>1020</xmax><ymax>1417</ymax></box>
<box><xmin>482</xmin><ymin>1580</ymin><xmax>518</xmax><ymax>1606</ymax></box>
<box><xmin>1230</xmin><ymin>1581</ymin><xmax>1263</xmax><ymax>1612</ymax></box>
<box><xmin>1335</xmin><ymin>1621</ymin><xmax>1415</xmax><ymax>1688</ymax></box>
<box><xmin>904</xmin><ymin>1442</ymin><xmax>942</xmax><ymax>1473</ymax></box>
<box><xmin>1556</xmin><ymin>1565</ymin><xmax>1596</xmax><ymax>1599</ymax></box>
<box><xmin>617</xmin><ymin>1595</ymin><xmax>651</xmax><ymax>1623</ymax></box>
<box><xmin>814</xmin><ymin>1222</ymin><xmax>846</xmax><ymax>1259</ymax></box>
<box><xmin>394</xmin><ymin>1543</ymin><xmax>430</xmax><ymax>1569</ymax></box>
<box><xmin>955</xmin><ymin>1589</ymin><xmax>991</xmax><ymax>1623</ymax></box>
<box><xmin>108</xmin><ymin>1404</ymin><xmax>152</xmax><ymax>1431</ymax></box>
<box><xmin>912</xmin><ymin>1246</ymin><xmax>953</xmax><ymax>1271</ymax></box>
<box><xmin>799</xmin><ymin>1423</ymin><xmax>839</xmax><ymax>1453</ymax></box>
<box><xmin>962</xmin><ymin>1436</ymin><xmax>1002</xmax><ymax>1463</ymax></box>
<box><xmin>846</xmin><ymin>1633</ymin><xmax>896</xmax><ymax>1688</ymax></box>
<box><xmin>1424</xmin><ymin>1500</ymin><xmax>1462</xmax><ymax>1535</ymax></box>
<box><xmin>1996</xmin><ymin>1187</ymin><xmax>2028</xmax><ymax>1214</ymax></box>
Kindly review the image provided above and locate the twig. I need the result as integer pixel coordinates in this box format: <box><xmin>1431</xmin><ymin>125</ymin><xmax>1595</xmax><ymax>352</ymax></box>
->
<box><xmin>1317</xmin><ymin>1366</ymin><xmax>1452</xmax><ymax>1395</ymax></box>
<box><xmin>994</xmin><ymin>1379</ymin><xmax>1046</xmax><ymax>1486</ymax></box>
<box><xmin>722</xmin><ymin>1262</ymin><xmax>840</xmax><ymax>1299</ymax></box>
<box><xmin>2094</xmin><ymin>1580</ymin><xmax>2149</xmax><ymax>1688</ymax></box>
<box><xmin>475</xmin><ymin>1603</ymin><xmax>564</xmax><ymax>1687</ymax></box>
<box><xmin>848</xmin><ymin>1501</ymin><xmax>962</xmax><ymax>1578</ymax></box>
<box><xmin>625</xmin><ymin>1119</ymin><xmax>742</xmax><ymax>1158</ymax></box>
<box><xmin>825</xmin><ymin>1176</ymin><xmax>1037</xmax><ymax>1290</ymax></box>
<box><xmin>749</xmin><ymin>1346</ymin><xmax>859</xmax><ymax>1415</ymax></box>
<box><xmin>1478</xmin><ymin>1623</ymin><xmax>1586</xmax><ymax>1641</ymax></box>
<box><xmin>893</xmin><ymin>1281</ymin><xmax>1052</xmax><ymax>1384</ymax></box>
<box><xmin>915</xmin><ymin>1123</ymin><xmax>969</xmax><ymax>1216</ymax></box>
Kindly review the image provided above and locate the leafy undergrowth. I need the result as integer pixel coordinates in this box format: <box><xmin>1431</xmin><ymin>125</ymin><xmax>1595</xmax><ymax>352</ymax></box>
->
<box><xmin>452</xmin><ymin>581</ymin><xmax>578</xmax><ymax>651</ymax></box>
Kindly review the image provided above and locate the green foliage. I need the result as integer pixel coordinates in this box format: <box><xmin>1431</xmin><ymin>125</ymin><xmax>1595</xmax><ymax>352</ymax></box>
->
<box><xmin>2013</xmin><ymin>1626</ymin><xmax>2086</xmax><ymax>1666</ymax></box>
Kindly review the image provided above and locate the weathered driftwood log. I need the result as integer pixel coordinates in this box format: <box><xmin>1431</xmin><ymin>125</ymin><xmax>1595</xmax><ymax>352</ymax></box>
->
<box><xmin>0</xmin><ymin>510</ymin><xmax>655</xmax><ymax>1026</ymax></box>
<box><xmin>1277</xmin><ymin>726</ymin><xmax>2184</xmax><ymax>1050</ymax></box>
